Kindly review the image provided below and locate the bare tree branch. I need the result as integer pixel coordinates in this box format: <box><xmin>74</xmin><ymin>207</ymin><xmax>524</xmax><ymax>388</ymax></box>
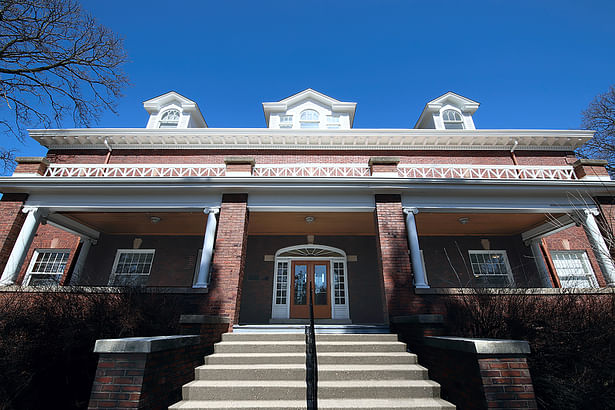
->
<box><xmin>579</xmin><ymin>85</ymin><xmax>615</xmax><ymax>175</ymax></box>
<box><xmin>0</xmin><ymin>0</ymin><xmax>129</xmax><ymax>169</ymax></box>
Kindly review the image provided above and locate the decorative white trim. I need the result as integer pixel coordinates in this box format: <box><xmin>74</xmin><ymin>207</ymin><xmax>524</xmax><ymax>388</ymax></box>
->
<box><xmin>29</xmin><ymin>128</ymin><xmax>593</xmax><ymax>151</ymax></box>
<box><xmin>271</xmin><ymin>244</ymin><xmax>350</xmax><ymax>320</ymax></box>
<box><xmin>45</xmin><ymin>164</ymin><xmax>225</xmax><ymax>178</ymax></box>
<box><xmin>254</xmin><ymin>164</ymin><xmax>370</xmax><ymax>177</ymax></box>
<box><xmin>398</xmin><ymin>164</ymin><xmax>577</xmax><ymax>180</ymax></box>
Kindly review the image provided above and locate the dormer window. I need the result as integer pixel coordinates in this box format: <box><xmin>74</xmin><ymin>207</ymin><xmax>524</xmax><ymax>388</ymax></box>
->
<box><xmin>300</xmin><ymin>110</ymin><xmax>320</xmax><ymax>129</ymax></box>
<box><xmin>159</xmin><ymin>109</ymin><xmax>180</xmax><ymax>128</ymax></box>
<box><xmin>327</xmin><ymin>115</ymin><xmax>340</xmax><ymax>129</ymax></box>
<box><xmin>442</xmin><ymin>110</ymin><xmax>464</xmax><ymax>130</ymax></box>
<box><xmin>280</xmin><ymin>115</ymin><xmax>293</xmax><ymax>128</ymax></box>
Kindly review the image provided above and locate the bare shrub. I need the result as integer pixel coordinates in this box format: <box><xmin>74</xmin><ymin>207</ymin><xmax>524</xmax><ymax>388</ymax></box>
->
<box><xmin>0</xmin><ymin>289</ymin><xmax>183</xmax><ymax>410</ymax></box>
<box><xmin>444</xmin><ymin>292</ymin><xmax>615</xmax><ymax>409</ymax></box>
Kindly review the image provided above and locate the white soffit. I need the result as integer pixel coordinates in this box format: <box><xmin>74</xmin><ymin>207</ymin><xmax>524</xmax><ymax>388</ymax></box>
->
<box><xmin>28</xmin><ymin>128</ymin><xmax>593</xmax><ymax>151</ymax></box>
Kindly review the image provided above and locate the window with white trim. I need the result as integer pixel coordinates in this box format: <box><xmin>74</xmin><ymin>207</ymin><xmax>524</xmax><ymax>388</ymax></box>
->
<box><xmin>275</xmin><ymin>261</ymin><xmax>289</xmax><ymax>304</ymax></box>
<box><xmin>442</xmin><ymin>109</ymin><xmax>464</xmax><ymax>129</ymax></box>
<box><xmin>551</xmin><ymin>251</ymin><xmax>597</xmax><ymax>288</ymax></box>
<box><xmin>300</xmin><ymin>109</ymin><xmax>320</xmax><ymax>128</ymax></box>
<box><xmin>109</xmin><ymin>249</ymin><xmax>155</xmax><ymax>286</ymax></box>
<box><xmin>279</xmin><ymin>115</ymin><xmax>293</xmax><ymax>128</ymax></box>
<box><xmin>24</xmin><ymin>249</ymin><xmax>70</xmax><ymax>286</ymax></box>
<box><xmin>158</xmin><ymin>109</ymin><xmax>180</xmax><ymax>128</ymax></box>
<box><xmin>469</xmin><ymin>250</ymin><xmax>513</xmax><ymax>287</ymax></box>
<box><xmin>326</xmin><ymin>115</ymin><xmax>340</xmax><ymax>129</ymax></box>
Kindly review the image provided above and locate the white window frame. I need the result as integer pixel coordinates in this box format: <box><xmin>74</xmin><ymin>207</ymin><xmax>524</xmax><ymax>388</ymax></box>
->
<box><xmin>300</xmin><ymin>109</ymin><xmax>320</xmax><ymax>129</ymax></box>
<box><xmin>279</xmin><ymin>115</ymin><xmax>293</xmax><ymax>128</ymax></box>
<box><xmin>326</xmin><ymin>114</ymin><xmax>340</xmax><ymax>129</ymax></box>
<box><xmin>24</xmin><ymin>249</ymin><xmax>71</xmax><ymax>286</ymax></box>
<box><xmin>551</xmin><ymin>250</ymin><xmax>598</xmax><ymax>288</ymax></box>
<box><xmin>271</xmin><ymin>244</ymin><xmax>349</xmax><ymax>320</ymax></box>
<box><xmin>108</xmin><ymin>249</ymin><xmax>155</xmax><ymax>286</ymax></box>
<box><xmin>158</xmin><ymin>109</ymin><xmax>180</xmax><ymax>128</ymax></box>
<box><xmin>468</xmin><ymin>250</ymin><xmax>514</xmax><ymax>287</ymax></box>
<box><xmin>442</xmin><ymin>109</ymin><xmax>464</xmax><ymax>130</ymax></box>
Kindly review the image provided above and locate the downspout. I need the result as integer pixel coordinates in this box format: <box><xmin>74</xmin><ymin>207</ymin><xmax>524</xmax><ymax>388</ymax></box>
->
<box><xmin>510</xmin><ymin>140</ymin><xmax>519</xmax><ymax>165</ymax></box>
<box><xmin>103</xmin><ymin>138</ymin><xmax>112</xmax><ymax>164</ymax></box>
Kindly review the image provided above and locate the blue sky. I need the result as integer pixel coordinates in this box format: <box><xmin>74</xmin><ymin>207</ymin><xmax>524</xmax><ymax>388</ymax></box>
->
<box><xmin>3</xmin><ymin>0</ymin><xmax>615</xmax><ymax>159</ymax></box>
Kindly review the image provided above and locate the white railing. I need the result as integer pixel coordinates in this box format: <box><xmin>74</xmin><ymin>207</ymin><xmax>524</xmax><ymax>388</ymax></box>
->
<box><xmin>43</xmin><ymin>163</ymin><xmax>578</xmax><ymax>180</ymax></box>
<box><xmin>397</xmin><ymin>164</ymin><xmax>577</xmax><ymax>180</ymax></box>
<box><xmin>45</xmin><ymin>164</ymin><xmax>226</xmax><ymax>177</ymax></box>
<box><xmin>253</xmin><ymin>164</ymin><xmax>371</xmax><ymax>177</ymax></box>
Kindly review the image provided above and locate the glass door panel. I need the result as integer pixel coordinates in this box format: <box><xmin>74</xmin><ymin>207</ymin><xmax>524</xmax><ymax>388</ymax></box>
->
<box><xmin>293</xmin><ymin>264</ymin><xmax>307</xmax><ymax>305</ymax></box>
<box><xmin>313</xmin><ymin>264</ymin><xmax>328</xmax><ymax>305</ymax></box>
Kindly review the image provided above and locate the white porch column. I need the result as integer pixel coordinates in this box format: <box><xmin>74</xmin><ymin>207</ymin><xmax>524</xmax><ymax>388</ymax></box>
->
<box><xmin>194</xmin><ymin>208</ymin><xmax>219</xmax><ymax>288</ymax></box>
<box><xmin>0</xmin><ymin>208</ymin><xmax>44</xmax><ymax>286</ymax></box>
<box><xmin>70</xmin><ymin>237</ymin><xmax>94</xmax><ymax>285</ymax></box>
<box><xmin>403</xmin><ymin>207</ymin><xmax>429</xmax><ymax>289</ymax></box>
<box><xmin>579</xmin><ymin>209</ymin><xmax>615</xmax><ymax>286</ymax></box>
<box><xmin>529</xmin><ymin>239</ymin><xmax>552</xmax><ymax>288</ymax></box>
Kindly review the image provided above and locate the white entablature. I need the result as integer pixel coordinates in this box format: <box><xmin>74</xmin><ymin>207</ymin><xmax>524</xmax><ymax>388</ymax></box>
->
<box><xmin>415</xmin><ymin>92</ymin><xmax>480</xmax><ymax>130</ymax></box>
<box><xmin>143</xmin><ymin>91</ymin><xmax>207</xmax><ymax>129</ymax></box>
<box><xmin>262</xmin><ymin>89</ymin><xmax>357</xmax><ymax>130</ymax></box>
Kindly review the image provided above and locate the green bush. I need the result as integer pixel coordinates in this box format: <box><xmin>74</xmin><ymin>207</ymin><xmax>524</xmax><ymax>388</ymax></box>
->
<box><xmin>0</xmin><ymin>290</ymin><xmax>183</xmax><ymax>410</ymax></box>
<box><xmin>444</xmin><ymin>292</ymin><xmax>615</xmax><ymax>410</ymax></box>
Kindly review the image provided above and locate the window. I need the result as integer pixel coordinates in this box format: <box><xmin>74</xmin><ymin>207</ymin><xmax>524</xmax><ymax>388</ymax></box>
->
<box><xmin>158</xmin><ymin>109</ymin><xmax>180</xmax><ymax>128</ymax></box>
<box><xmin>280</xmin><ymin>115</ymin><xmax>293</xmax><ymax>128</ymax></box>
<box><xmin>24</xmin><ymin>250</ymin><xmax>70</xmax><ymax>286</ymax></box>
<box><xmin>442</xmin><ymin>109</ymin><xmax>464</xmax><ymax>129</ymax></box>
<box><xmin>469</xmin><ymin>250</ymin><xmax>513</xmax><ymax>287</ymax></box>
<box><xmin>551</xmin><ymin>251</ymin><xmax>597</xmax><ymax>288</ymax></box>
<box><xmin>300</xmin><ymin>109</ymin><xmax>320</xmax><ymax>128</ymax></box>
<box><xmin>275</xmin><ymin>261</ymin><xmax>289</xmax><ymax>304</ymax></box>
<box><xmin>109</xmin><ymin>249</ymin><xmax>155</xmax><ymax>286</ymax></box>
<box><xmin>327</xmin><ymin>115</ymin><xmax>340</xmax><ymax>129</ymax></box>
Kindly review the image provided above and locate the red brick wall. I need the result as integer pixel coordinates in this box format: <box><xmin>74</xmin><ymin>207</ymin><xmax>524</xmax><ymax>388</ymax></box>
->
<box><xmin>16</xmin><ymin>224</ymin><xmax>81</xmax><ymax>285</ymax></box>
<box><xmin>88</xmin><ymin>344</ymin><xmax>205</xmax><ymax>410</ymax></box>
<box><xmin>374</xmin><ymin>194</ymin><xmax>413</xmax><ymax>318</ymax></box>
<box><xmin>204</xmin><ymin>194</ymin><xmax>249</xmax><ymax>326</ymax></box>
<box><xmin>479</xmin><ymin>357</ymin><xmax>537</xmax><ymax>409</ymax></box>
<box><xmin>0</xmin><ymin>194</ymin><xmax>28</xmax><ymax>273</ymax></box>
<box><xmin>45</xmin><ymin>149</ymin><xmax>576</xmax><ymax>167</ymax></box>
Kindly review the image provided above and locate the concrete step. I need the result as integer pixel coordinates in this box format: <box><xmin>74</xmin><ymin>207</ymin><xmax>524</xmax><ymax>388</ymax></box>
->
<box><xmin>170</xmin><ymin>398</ymin><xmax>455</xmax><ymax>409</ymax></box>
<box><xmin>195</xmin><ymin>364</ymin><xmax>428</xmax><ymax>381</ymax></box>
<box><xmin>222</xmin><ymin>332</ymin><xmax>399</xmax><ymax>342</ymax></box>
<box><xmin>214</xmin><ymin>340</ymin><xmax>407</xmax><ymax>354</ymax></box>
<box><xmin>233</xmin><ymin>324</ymin><xmax>390</xmax><ymax>334</ymax></box>
<box><xmin>182</xmin><ymin>380</ymin><xmax>441</xmax><ymax>401</ymax></box>
<box><xmin>204</xmin><ymin>352</ymin><xmax>418</xmax><ymax>365</ymax></box>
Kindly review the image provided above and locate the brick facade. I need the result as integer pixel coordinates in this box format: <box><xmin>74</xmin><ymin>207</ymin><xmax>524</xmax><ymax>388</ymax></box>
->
<box><xmin>0</xmin><ymin>193</ymin><xmax>28</xmax><ymax>274</ymax></box>
<box><xmin>203</xmin><ymin>194</ymin><xmax>249</xmax><ymax>326</ymax></box>
<box><xmin>45</xmin><ymin>148</ymin><xmax>576</xmax><ymax>167</ymax></box>
<box><xmin>88</xmin><ymin>345</ymin><xmax>204</xmax><ymax>409</ymax></box>
<box><xmin>374</xmin><ymin>194</ymin><xmax>414</xmax><ymax>318</ymax></box>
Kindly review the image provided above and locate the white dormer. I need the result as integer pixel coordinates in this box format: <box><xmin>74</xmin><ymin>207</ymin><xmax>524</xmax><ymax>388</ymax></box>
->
<box><xmin>144</xmin><ymin>91</ymin><xmax>207</xmax><ymax>129</ymax></box>
<box><xmin>262</xmin><ymin>89</ymin><xmax>357</xmax><ymax>130</ymax></box>
<box><xmin>414</xmin><ymin>92</ymin><xmax>480</xmax><ymax>130</ymax></box>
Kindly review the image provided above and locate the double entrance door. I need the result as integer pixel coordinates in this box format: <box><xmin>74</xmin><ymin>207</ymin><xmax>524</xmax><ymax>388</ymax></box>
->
<box><xmin>289</xmin><ymin>260</ymin><xmax>330</xmax><ymax>319</ymax></box>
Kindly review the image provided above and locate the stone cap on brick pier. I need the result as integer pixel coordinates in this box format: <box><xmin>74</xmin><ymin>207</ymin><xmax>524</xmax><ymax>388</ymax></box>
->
<box><xmin>424</xmin><ymin>336</ymin><xmax>531</xmax><ymax>355</ymax></box>
<box><xmin>94</xmin><ymin>335</ymin><xmax>200</xmax><ymax>353</ymax></box>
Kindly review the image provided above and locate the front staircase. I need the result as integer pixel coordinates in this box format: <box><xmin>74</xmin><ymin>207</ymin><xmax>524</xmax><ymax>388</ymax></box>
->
<box><xmin>170</xmin><ymin>331</ymin><xmax>455</xmax><ymax>409</ymax></box>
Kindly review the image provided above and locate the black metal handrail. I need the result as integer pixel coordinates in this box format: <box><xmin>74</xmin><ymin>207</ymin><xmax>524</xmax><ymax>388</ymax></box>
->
<box><xmin>306</xmin><ymin>280</ymin><xmax>318</xmax><ymax>410</ymax></box>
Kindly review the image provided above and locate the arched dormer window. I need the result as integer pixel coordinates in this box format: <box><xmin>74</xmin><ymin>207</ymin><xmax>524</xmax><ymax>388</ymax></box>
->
<box><xmin>158</xmin><ymin>109</ymin><xmax>180</xmax><ymax>128</ymax></box>
<box><xmin>442</xmin><ymin>109</ymin><xmax>464</xmax><ymax>129</ymax></box>
<box><xmin>300</xmin><ymin>109</ymin><xmax>320</xmax><ymax>128</ymax></box>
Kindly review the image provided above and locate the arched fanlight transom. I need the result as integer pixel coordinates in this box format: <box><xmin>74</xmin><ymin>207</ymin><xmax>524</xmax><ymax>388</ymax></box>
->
<box><xmin>276</xmin><ymin>244</ymin><xmax>345</xmax><ymax>258</ymax></box>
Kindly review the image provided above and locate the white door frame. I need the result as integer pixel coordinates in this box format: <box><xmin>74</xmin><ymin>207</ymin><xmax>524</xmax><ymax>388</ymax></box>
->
<box><xmin>271</xmin><ymin>244</ymin><xmax>350</xmax><ymax>320</ymax></box>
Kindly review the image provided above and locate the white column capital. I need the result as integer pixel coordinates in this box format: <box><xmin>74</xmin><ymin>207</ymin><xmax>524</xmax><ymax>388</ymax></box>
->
<box><xmin>403</xmin><ymin>207</ymin><xmax>419</xmax><ymax>215</ymax></box>
<box><xmin>203</xmin><ymin>207</ymin><xmax>220</xmax><ymax>215</ymax></box>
